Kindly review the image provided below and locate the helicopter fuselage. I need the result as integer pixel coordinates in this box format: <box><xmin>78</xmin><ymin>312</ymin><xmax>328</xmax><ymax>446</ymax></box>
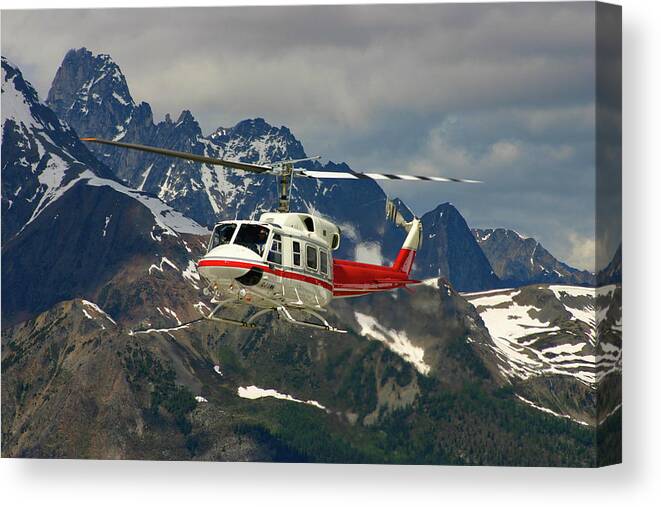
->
<box><xmin>196</xmin><ymin>211</ymin><xmax>422</xmax><ymax>313</ymax></box>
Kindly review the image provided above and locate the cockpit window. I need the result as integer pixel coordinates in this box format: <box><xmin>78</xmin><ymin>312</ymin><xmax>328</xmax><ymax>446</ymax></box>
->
<box><xmin>209</xmin><ymin>223</ymin><xmax>236</xmax><ymax>251</ymax></box>
<box><xmin>234</xmin><ymin>224</ymin><xmax>270</xmax><ymax>257</ymax></box>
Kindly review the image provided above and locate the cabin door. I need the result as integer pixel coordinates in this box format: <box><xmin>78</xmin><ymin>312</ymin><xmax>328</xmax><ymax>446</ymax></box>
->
<box><xmin>265</xmin><ymin>232</ymin><xmax>284</xmax><ymax>296</ymax></box>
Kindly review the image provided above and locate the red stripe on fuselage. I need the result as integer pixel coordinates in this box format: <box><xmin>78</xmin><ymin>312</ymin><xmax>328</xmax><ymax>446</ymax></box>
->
<box><xmin>197</xmin><ymin>259</ymin><xmax>334</xmax><ymax>292</ymax></box>
<box><xmin>197</xmin><ymin>257</ymin><xmax>418</xmax><ymax>298</ymax></box>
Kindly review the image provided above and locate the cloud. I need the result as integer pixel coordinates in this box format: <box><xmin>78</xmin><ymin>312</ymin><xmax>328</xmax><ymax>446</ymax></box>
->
<box><xmin>565</xmin><ymin>232</ymin><xmax>596</xmax><ymax>272</ymax></box>
<box><xmin>355</xmin><ymin>242</ymin><xmax>383</xmax><ymax>266</ymax></box>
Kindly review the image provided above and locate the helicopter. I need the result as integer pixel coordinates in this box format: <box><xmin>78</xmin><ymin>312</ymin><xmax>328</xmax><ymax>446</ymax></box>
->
<box><xmin>82</xmin><ymin>137</ymin><xmax>480</xmax><ymax>333</ymax></box>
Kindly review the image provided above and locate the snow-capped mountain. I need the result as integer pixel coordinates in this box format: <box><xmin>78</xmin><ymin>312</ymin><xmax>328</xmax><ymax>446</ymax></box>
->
<box><xmin>464</xmin><ymin>283</ymin><xmax>622</xmax><ymax>425</ymax></box>
<box><xmin>2</xmin><ymin>56</ymin><xmax>114</xmax><ymax>242</ymax></box>
<box><xmin>47</xmin><ymin>49</ymin><xmax>137</xmax><ymax>144</ymax></box>
<box><xmin>414</xmin><ymin>203</ymin><xmax>501</xmax><ymax>291</ymax></box>
<box><xmin>472</xmin><ymin>228</ymin><xmax>595</xmax><ymax>287</ymax></box>
<box><xmin>45</xmin><ymin>48</ymin><xmax>396</xmax><ymax>262</ymax></box>
<box><xmin>2</xmin><ymin>56</ymin><xmax>208</xmax><ymax>325</ymax></box>
<box><xmin>2</xmin><ymin>56</ymin><xmax>203</xmax><ymax>239</ymax></box>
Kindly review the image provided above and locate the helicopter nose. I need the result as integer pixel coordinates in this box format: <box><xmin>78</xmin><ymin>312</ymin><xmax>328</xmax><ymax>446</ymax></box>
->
<box><xmin>196</xmin><ymin>244</ymin><xmax>263</xmax><ymax>283</ymax></box>
<box><xmin>197</xmin><ymin>259</ymin><xmax>251</xmax><ymax>282</ymax></box>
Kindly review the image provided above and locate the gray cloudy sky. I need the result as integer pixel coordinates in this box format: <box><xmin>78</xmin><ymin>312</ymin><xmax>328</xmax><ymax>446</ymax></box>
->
<box><xmin>2</xmin><ymin>3</ymin><xmax>608</xmax><ymax>270</ymax></box>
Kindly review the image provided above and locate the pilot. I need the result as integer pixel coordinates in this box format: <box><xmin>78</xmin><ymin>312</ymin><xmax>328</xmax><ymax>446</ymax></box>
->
<box><xmin>255</xmin><ymin>228</ymin><xmax>269</xmax><ymax>255</ymax></box>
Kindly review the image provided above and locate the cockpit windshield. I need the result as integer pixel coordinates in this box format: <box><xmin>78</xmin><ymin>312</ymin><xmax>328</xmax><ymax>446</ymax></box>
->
<box><xmin>208</xmin><ymin>222</ymin><xmax>271</xmax><ymax>257</ymax></box>
<box><xmin>234</xmin><ymin>224</ymin><xmax>271</xmax><ymax>257</ymax></box>
<box><xmin>209</xmin><ymin>223</ymin><xmax>236</xmax><ymax>251</ymax></box>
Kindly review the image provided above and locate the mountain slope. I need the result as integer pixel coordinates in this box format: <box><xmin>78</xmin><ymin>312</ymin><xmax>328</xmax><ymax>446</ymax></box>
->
<box><xmin>1</xmin><ymin>299</ymin><xmax>281</xmax><ymax>460</ymax></box>
<box><xmin>473</xmin><ymin>228</ymin><xmax>594</xmax><ymax>287</ymax></box>
<box><xmin>1</xmin><ymin>56</ymin><xmax>117</xmax><ymax>242</ymax></box>
<box><xmin>464</xmin><ymin>283</ymin><xmax>622</xmax><ymax>425</ymax></box>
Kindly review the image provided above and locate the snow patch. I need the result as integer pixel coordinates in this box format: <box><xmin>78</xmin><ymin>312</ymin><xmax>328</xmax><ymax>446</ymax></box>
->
<box><xmin>182</xmin><ymin>260</ymin><xmax>200</xmax><ymax>289</ymax></box>
<box><xmin>85</xmin><ymin>175</ymin><xmax>208</xmax><ymax>236</ymax></box>
<box><xmin>102</xmin><ymin>214</ymin><xmax>112</xmax><ymax>237</ymax></box>
<box><xmin>354</xmin><ymin>312</ymin><xmax>430</xmax><ymax>375</ymax></box>
<box><xmin>129</xmin><ymin>323</ymin><xmax>191</xmax><ymax>335</ymax></box>
<box><xmin>465</xmin><ymin>285</ymin><xmax>620</xmax><ymax>386</ymax></box>
<box><xmin>237</xmin><ymin>385</ymin><xmax>327</xmax><ymax>411</ymax></box>
<box><xmin>163</xmin><ymin>306</ymin><xmax>182</xmax><ymax>325</ymax></box>
<box><xmin>516</xmin><ymin>395</ymin><xmax>589</xmax><ymax>426</ymax></box>
<box><xmin>149</xmin><ymin>256</ymin><xmax>179</xmax><ymax>274</ymax></box>
<box><xmin>82</xmin><ymin>300</ymin><xmax>116</xmax><ymax>325</ymax></box>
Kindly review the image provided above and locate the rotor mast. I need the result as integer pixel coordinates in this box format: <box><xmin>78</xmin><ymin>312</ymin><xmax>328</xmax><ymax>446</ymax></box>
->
<box><xmin>278</xmin><ymin>163</ymin><xmax>293</xmax><ymax>213</ymax></box>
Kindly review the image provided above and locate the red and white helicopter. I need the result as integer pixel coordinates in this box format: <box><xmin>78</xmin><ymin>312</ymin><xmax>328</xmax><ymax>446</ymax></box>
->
<box><xmin>82</xmin><ymin>137</ymin><xmax>479</xmax><ymax>332</ymax></box>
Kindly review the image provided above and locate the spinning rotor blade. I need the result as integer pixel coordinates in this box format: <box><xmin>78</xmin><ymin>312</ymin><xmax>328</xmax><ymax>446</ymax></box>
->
<box><xmin>298</xmin><ymin>169</ymin><xmax>481</xmax><ymax>184</ymax></box>
<box><xmin>80</xmin><ymin>138</ymin><xmax>273</xmax><ymax>174</ymax></box>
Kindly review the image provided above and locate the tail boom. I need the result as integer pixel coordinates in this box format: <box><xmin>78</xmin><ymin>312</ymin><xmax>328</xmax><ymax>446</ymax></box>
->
<box><xmin>331</xmin><ymin>218</ymin><xmax>422</xmax><ymax>298</ymax></box>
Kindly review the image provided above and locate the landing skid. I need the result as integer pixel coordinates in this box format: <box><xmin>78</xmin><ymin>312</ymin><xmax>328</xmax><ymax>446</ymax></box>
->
<box><xmin>131</xmin><ymin>290</ymin><xmax>347</xmax><ymax>335</ymax></box>
<box><xmin>205</xmin><ymin>298</ymin><xmax>260</xmax><ymax>328</ymax></box>
<box><xmin>276</xmin><ymin>306</ymin><xmax>347</xmax><ymax>334</ymax></box>
<box><xmin>203</xmin><ymin>298</ymin><xmax>347</xmax><ymax>333</ymax></box>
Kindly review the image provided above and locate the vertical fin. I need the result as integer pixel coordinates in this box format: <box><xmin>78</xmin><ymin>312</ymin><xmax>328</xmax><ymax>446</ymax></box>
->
<box><xmin>386</xmin><ymin>198</ymin><xmax>422</xmax><ymax>275</ymax></box>
<box><xmin>392</xmin><ymin>219</ymin><xmax>422</xmax><ymax>274</ymax></box>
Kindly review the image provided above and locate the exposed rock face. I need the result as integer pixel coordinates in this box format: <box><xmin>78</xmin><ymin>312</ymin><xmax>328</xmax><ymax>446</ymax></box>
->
<box><xmin>47</xmin><ymin>48</ymin><xmax>139</xmax><ymax>146</ymax></box>
<box><xmin>414</xmin><ymin>203</ymin><xmax>501</xmax><ymax>291</ymax></box>
<box><xmin>472</xmin><ymin>228</ymin><xmax>595</xmax><ymax>287</ymax></box>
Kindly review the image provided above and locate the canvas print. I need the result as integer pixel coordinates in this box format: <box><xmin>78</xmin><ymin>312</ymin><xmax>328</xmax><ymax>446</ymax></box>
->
<box><xmin>1</xmin><ymin>2</ymin><xmax>621</xmax><ymax>466</ymax></box>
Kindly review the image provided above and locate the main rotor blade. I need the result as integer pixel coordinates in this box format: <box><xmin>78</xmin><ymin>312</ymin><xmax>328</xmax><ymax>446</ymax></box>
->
<box><xmin>80</xmin><ymin>138</ymin><xmax>274</xmax><ymax>174</ymax></box>
<box><xmin>298</xmin><ymin>169</ymin><xmax>482</xmax><ymax>184</ymax></box>
<box><xmin>271</xmin><ymin>155</ymin><xmax>322</xmax><ymax>166</ymax></box>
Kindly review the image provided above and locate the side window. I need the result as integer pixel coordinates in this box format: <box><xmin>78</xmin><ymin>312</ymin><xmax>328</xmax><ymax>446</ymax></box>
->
<box><xmin>268</xmin><ymin>234</ymin><xmax>282</xmax><ymax>264</ymax></box>
<box><xmin>306</xmin><ymin>244</ymin><xmax>318</xmax><ymax>271</ymax></box>
<box><xmin>320</xmin><ymin>249</ymin><xmax>328</xmax><ymax>276</ymax></box>
<box><xmin>292</xmin><ymin>241</ymin><xmax>301</xmax><ymax>267</ymax></box>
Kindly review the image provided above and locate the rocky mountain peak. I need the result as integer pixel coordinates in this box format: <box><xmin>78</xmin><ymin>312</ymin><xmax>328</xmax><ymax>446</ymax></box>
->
<box><xmin>47</xmin><ymin>47</ymin><xmax>135</xmax><ymax>128</ymax></box>
<box><xmin>232</xmin><ymin>117</ymin><xmax>270</xmax><ymax>136</ymax></box>
<box><xmin>208</xmin><ymin>117</ymin><xmax>307</xmax><ymax>164</ymax></box>
<box><xmin>430</xmin><ymin>201</ymin><xmax>459</xmax><ymax>218</ymax></box>
<box><xmin>171</xmin><ymin>109</ymin><xmax>201</xmax><ymax>135</ymax></box>
<box><xmin>2</xmin><ymin>57</ymin><xmax>39</xmax><ymax>106</ymax></box>
<box><xmin>414</xmin><ymin>202</ymin><xmax>501</xmax><ymax>291</ymax></box>
<box><xmin>472</xmin><ymin>227</ymin><xmax>594</xmax><ymax>287</ymax></box>
<box><xmin>176</xmin><ymin>109</ymin><xmax>195</xmax><ymax>125</ymax></box>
